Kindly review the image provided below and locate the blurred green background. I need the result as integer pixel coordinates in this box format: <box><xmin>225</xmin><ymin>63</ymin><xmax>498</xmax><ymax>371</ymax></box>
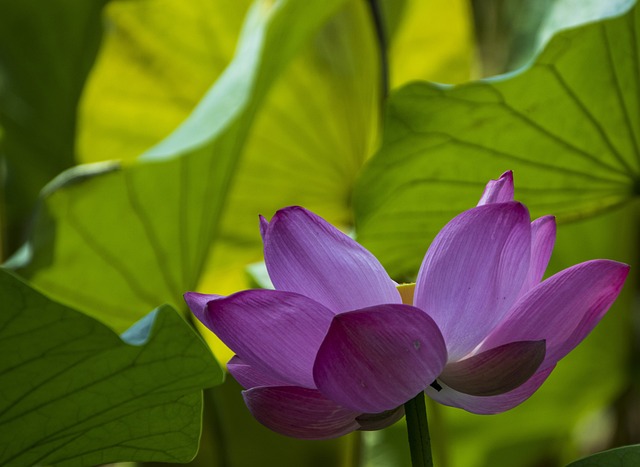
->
<box><xmin>0</xmin><ymin>0</ymin><xmax>638</xmax><ymax>465</ymax></box>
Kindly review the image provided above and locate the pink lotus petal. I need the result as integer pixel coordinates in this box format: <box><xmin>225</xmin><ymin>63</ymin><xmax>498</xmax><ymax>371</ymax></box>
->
<box><xmin>205</xmin><ymin>289</ymin><xmax>334</xmax><ymax>388</ymax></box>
<box><xmin>356</xmin><ymin>406</ymin><xmax>405</xmax><ymax>431</ymax></box>
<box><xmin>414</xmin><ymin>202</ymin><xmax>531</xmax><ymax>360</ymax></box>
<box><xmin>184</xmin><ymin>291</ymin><xmax>222</xmax><ymax>321</ymax></box>
<box><xmin>482</xmin><ymin>260</ymin><xmax>629</xmax><ymax>370</ymax></box>
<box><xmin>520</xmin><ymin>216</ymin><xmax>556</xmax><ymax>295</ymax></box>
<box><xmin>262</xmin><ymin>206</ymin><xmax>401</xmax><ymax>313</ymax></box>
<box><xmin>477</xmin><ymin>171</ymin><xmax>514</xmax><ymax>206</ymax></box>
<box><xmin>243</xmin><ymin>386</ymin><xmax>360</xmax><ymax>439</ymax></box>
<box><xmin>439</xmin><ymin>340</ymin><xmax>545</xmax><ymax>396</ymax></box>
<box><xmin>227</xmin><ymin>356</ymin><xmax>289</xmax><ymax>389</ymax></box>
<box><xmin>426</xmin><ymin>367</ymin><xmax>554</xmax><ymax>414</ymax></box>
<box><xmin>259</xmin><ymin>214</ymin><xmax>269</xmax><ymax>239</ymax></box>
<box><xmin>313</xmin><ymin>304</ymin><xmax>447</xmax><ymax>413</ymax></box>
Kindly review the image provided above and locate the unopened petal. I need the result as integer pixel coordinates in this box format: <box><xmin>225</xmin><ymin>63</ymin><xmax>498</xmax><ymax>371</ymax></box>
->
<box><xmin>477</xmin><ymin>171</ymin><xmax>514</xmax><ymax>206</ymax></box>
<box><xmin>520</xmin><ymin>216</ymin><xmax>556</xmax><ymax>295</ymax></box>
<box><xmin>243</xmin><ymin>386</ymin><xmax>360</xmax><ymax>439</ymax></box>
<box><xmin>426</xmin><ymin>367</ymin><xmax>554</xmax><ymax>414</ymax></box>
<box><xmin>205</xmin><ymin>289</ymin><xmax>334</xmax><ymax>388</ymax></box>
<box><xmin>313</xmin><ymin>304</ymin><xmax>447</xmax><ymax>413</ymax></box>
<box><xmin>262</xmin><ymin>206</ymin><xmax>400</xmax><ymax>313</ymax></box>
<box><xmin>414</xmin><ymin>202</ymin><xmax>531</xmax><ymax>360</ymax></box>
<box><xmin>439</xmin><ymin>340</ymin><xmax>545</xmax><ymax>396</ymax></box>
<box><xmin>227</xmin><ymin>356</ymin><xmax>289</xmax><ymax>389</ymax></box>
<box><xmin>482</xmin><ymin>260</ymin><xmax>629</xmax><ymax>370</ymax></box>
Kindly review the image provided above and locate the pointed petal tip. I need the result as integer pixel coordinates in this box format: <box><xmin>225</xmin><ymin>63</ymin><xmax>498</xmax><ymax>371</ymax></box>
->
<box><xmin>183</xmin><ymin>291</ymin><xmax>221</xmax><ymax>324</ymax></box>
<box><xmin>483</xmin><ymin>258</ymin><xmax>630</xmax><ymax>369</ymax></box>
<box><xmin>259</xmin><ymin>214</ymin><xmax>269</xmax><ymax>239</ymax></box>
<box><xmin>272</xmin><ymin>205</ymin><xmax>308</xmax><ymax>219</ymax></box>
<box><xmin>499</xmin><ymin>170</ymin><xmax>513</xmax><ymax>181</ymax></box>
<box><xmin>265</xmin><ymin>206</ymin><xmax>309</xmax><ymax>232</ymax></box>
<box><xmin>521</xmin><ymin>215</ymin><xmax>557</xmax><ymax>293</ymax></box>
<box><xmin>533</xmin><ymin>214</ymin><xmax>556</xmax><ymax>225</ymax></box>
<box><xmin>585</xmin><ymin>259</ymin><xmax>630</xmax><ymax>286</ymax></box>
<box><xmin>477</xmin><ymin>171</ymin><xmax>515</xmax><ymax>206</ymax></box>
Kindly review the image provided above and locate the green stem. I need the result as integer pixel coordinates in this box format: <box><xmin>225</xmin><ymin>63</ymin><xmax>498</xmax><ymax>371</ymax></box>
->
<box><xmin>404</xmin><ymin>392</ymin><xmax>434</xmax><ymax>467</ymax></box>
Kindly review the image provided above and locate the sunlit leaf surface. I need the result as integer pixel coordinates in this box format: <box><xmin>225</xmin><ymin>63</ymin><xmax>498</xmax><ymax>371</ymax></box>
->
<box><xmin>0</xmin><ymin>269</ymin><xmax>222</xmax><ymax>467</ymax></box>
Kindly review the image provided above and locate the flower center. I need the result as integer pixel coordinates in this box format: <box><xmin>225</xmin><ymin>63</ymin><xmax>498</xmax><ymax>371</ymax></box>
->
<box><xmin>397</xmin><ymin>283</ymin><xmax>416</xmax><ymax>305</ymax></box>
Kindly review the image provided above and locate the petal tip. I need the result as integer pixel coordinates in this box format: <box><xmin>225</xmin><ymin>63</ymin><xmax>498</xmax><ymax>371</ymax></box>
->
<box><xmin>259</xmin><ymin>215</ymin><xmax>269</xmax><ymax>239</ymax></box>
<box><xmin>184</xmin><ymin>291</ymin><xmax>211</xmax><ymax>314</ymax></box>
<box><xmin>477</xmin><ymin>171</ymin><xmax>515</xmax><ymax>206</ymax></box>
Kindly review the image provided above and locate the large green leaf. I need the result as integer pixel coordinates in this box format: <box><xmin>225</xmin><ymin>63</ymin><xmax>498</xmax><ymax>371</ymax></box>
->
<box><xmin>567</xmin><ymin>445</ymin><xmax>640</xmax><ymax>466</ymax></box>
<box><xmin>0</xmin><ymin>268</ymin><xmax>222</xmax><ymax>466</ymax></box>
<box><xmin>9</xmin><ymin>0</ymin><xmax>348</xmax><ymax>331</ymax></box>
<box><xmin>0</xmin><ymin>0</ymin><xmax>106</xmax><ymax>254</ymax></box>
<box><xmin>355</xmin><ymin>1</ymin><xmax>638</xmax><ymax>280</ymax></box>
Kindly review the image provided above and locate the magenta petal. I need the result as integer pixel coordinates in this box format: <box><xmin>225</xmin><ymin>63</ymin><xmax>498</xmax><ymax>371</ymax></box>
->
<box><xmin>439</xmin><ymin>340</ymin><xmax>545</xmax><ymax>396</ymax></box>
<box><xmin>520</xmin><ymin>216</ymin><xmax>556</xmax><ymax>294</ymax></box>
<box><xmin>205</xmin><ymin>289</ymin><xmax>334</xmax><ymax>388</ymax></box>
<box><xmin>414</xmin><ymin>202</ymin><xmax>531</xmax><ymax>360</ymax></box>
<box><xmin>483</xmin><ymin>260</ymin><xmax>629</xmax><ymax>370</ymax></box>
<box><xmin>227</xmin><ymin>356</ymin><xmax>289</xmax><ymax>389</ymax></box>
<box><xmin>356</xmin><ymin>406</ymin><xmax>405</xmax><ymax>431</ymax></box>
<box><xmin>243</xmin><ymin>386</ymin><xmax>360</xmax><ymax>439</ymax></box>
<box><xmin>426</xmin><ymin>367</ymin><xmax>554</xmax><ymax>414</ymax></box>
<box><xmin>313</xmin><ymin>304</ymin><xmax>447</xmax><ymax>413</ymax></box>
<box><xmin>477</xmin><ymin>171</ymin><xmax>514</xmax><ymax>206</ymax></box>
<box><xmin>259</xmin><ymin>215</ymin><xmax>269</xmax><ymax>239</ymax></box>
<box><xmin>184</xmin><ymin>291</ymin><xmax>222</xmax><ymax>321</ymax></box>
<box><xmin>262</xmin><ymin>206</ymin><xmax>400</xmax><ymax>313</ymax></box>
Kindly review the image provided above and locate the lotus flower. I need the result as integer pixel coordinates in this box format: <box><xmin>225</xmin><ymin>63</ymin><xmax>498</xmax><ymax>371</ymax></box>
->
<box><xmin>185</xmin><ymin>171</ymin><xmax>628</xmax><ymax>439</ymax></box>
